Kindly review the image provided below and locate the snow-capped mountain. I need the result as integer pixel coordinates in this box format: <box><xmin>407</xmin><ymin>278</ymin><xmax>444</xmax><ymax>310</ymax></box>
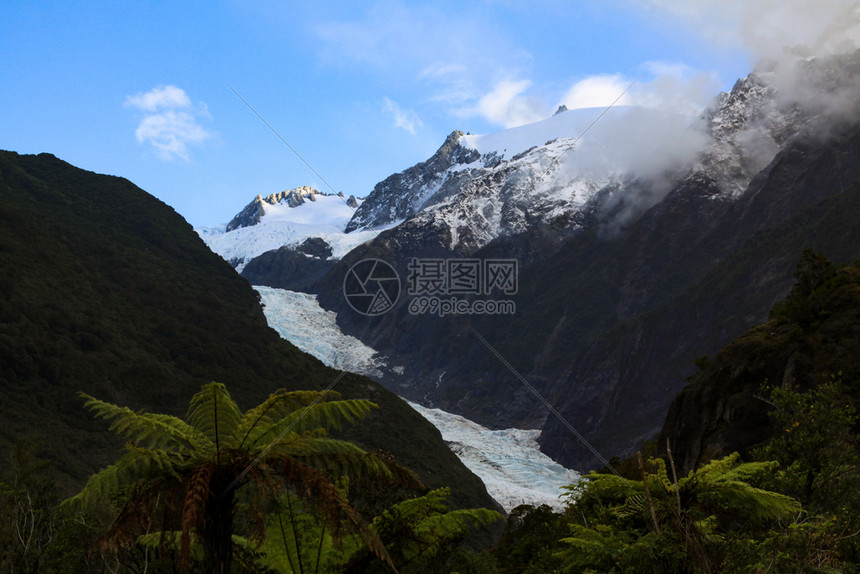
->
<box><xmin>198</xmin><ymin>51</ymin><xmax>860</xmax><ymax>472</ymax></box>
<box><xmin>308</xmin><ymin>51</ymin><xmax>860</xmax><ymax>470</ymax></box>
<box><xmin>197</xmin><ymin>187</ymin><xmax>380</xmax><ymax>272</ymax></box>
<box><xmin>345</xmin><ymin>106</ymin><xmax>707</xmax><ymax>253</ymax></box>
<box><xmin>341</xmin><ymin>55</ymin><xmax>850</xmax><ymax>257</ymax></box>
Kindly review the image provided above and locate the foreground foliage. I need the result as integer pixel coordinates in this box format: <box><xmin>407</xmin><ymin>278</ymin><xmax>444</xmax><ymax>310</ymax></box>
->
<box><xmin>63</xmin><ymin>382</ymin><xmax>412</xmax><ymax>572</ymax></box>
<box><xmin>557</xmin><ymin>453</ymin><xmax>802</xmax><ymax>572</ymax></box>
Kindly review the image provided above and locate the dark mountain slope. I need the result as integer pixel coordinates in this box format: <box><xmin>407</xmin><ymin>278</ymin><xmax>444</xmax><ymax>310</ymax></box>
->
<box><xmin>0</xmin><ymin>151</ymin><xmax>495</xmax><ymax>511</ymax></box>
<box><xmin>535</xmin><ymin>123</ymin><xmax>860</xmax><ymax>468</ymax></box>
<box><xmin>540</xmin><ymin>178</ymin><xmax>860</xmax><ymax>468</ymax></box>
<box><xmin>658</xmin><ymin>251</ymin><xmax>860</xmax><ymax>475</ymax></box>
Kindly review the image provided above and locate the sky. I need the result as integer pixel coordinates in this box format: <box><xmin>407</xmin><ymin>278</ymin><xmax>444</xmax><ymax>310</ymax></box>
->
<box><xmin>2</xmin><ymin>1</ymin><xmax>856</xmax><ymax>226</ymax></box>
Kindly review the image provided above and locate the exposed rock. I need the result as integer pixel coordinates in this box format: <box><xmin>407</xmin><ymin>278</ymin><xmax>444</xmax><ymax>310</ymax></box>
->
<box><xmin>344</xmin><ymin>131</ymin><xmax>480</xmax><ymax>232</ymax></box>
<box><xmin>241</xmin><ymin>245</ymin><xmax>336</xmax><ymax>292</ymax></box>
<box><xmin>225</xmin><ymin>186</ymin><xmax>322</xmax><ymax>231</ymax></box>
<box><xmin>296</xmin><ymin>237</ymin><xmax>333</xmax><ymax>259</ymax></box>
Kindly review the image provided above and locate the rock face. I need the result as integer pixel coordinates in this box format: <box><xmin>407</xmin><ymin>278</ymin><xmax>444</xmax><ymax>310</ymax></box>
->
<box><xmin>344</xmin><ymin>131</ymin><xmax>480</xmax><ymax>232</ymax></box>
<box><xmin>226</xmin><ymin>186</ymin><xmax>321</xmax><ymax>231</ymax></box>
<box><xmin>241</xmin><ymin>242</ymin><xmax>336</xmax><ymax>292</ymax></box>
<box><xmin>308</xmin><ymin>52</ymin><xmax>860</xmax><ymax>470</ymax></box>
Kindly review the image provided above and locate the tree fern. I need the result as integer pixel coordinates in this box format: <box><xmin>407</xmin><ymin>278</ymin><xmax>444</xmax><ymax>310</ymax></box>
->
<box><xmin>560</xmin><ymin>453</ymin><xmax>804</xmax><ymax>572</ymax></box>
<box><xmin>78</xmin><ymin>392</ymin><xmax>209</xmax><ymax>453</ymax></box>
<box><xmin>64</xmin><ymin>381</ymin><xmax>412</xmax><ymax>573</ymax></box>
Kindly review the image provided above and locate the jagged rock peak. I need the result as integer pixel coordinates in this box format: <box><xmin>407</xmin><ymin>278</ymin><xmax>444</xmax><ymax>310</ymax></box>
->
<box><xmin>264</xmin><ymin>185</ymin><xmax>321</xmax><ymax>207</ymax></box>
<box><xmin>225</xmin><ymin>186</ymin><xmax>323</xmax><ymax>232</ymax></box>
<box><xmin>344</xmin><ymin>130</ymin><xmax>480</xmax><ymax>232</ymax></box>
<box><xmin>553</xmin><ymin>104</ymin><xmax>568</xmax><ymax>116</ymax></box>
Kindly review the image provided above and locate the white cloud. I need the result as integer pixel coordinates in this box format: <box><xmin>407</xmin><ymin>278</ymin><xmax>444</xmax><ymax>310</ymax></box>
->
<box><xmin>125</xmin><ymin>85</ymin><xmax>213</xmax><ymax>161</ymax></box>
<box><xmin>418</xmin><ymin>62</ymin><xmax>477</xmax><ymax>107</ymax></box>
<box><xmin>124</xmin><ymin>85</ymin><xmax>191</xmax><ymax>112</ymax></box>
<box><xmin>560</xmin><ymin>75</ymin><xmax>635</xmax><ymax>110</ymax></box>
<box><xmin>314</xmin><ymin>2</ymin><xmax>535</xmax><ymax>124</ymax></box>
<box><xmin>559</xmin><ymin>64</ymin><xmax>719</xmax><ymax>118</ymax></box>
<box><xmin>463</xmin><ymin>79</ymin><xmax>547</xmax><ymax>128</ymax></box>
<box><xmin>382</xmin><ymin>97</ymin><xmax>423</xmax><ymax>134</ymax></box>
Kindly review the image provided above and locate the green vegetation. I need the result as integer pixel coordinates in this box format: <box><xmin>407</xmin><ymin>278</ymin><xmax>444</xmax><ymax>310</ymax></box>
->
<box><xmin>0</xmin><ymin>383</ymin><xmax>499</xmax><ymax>573</ymax></box>
<box><xmin>0</xmin><ymin>150</ymin><xmax>495</xmax><ymax>512</ymax></box>
<box><xmin>3</xmin><ymin>152</ymin><xmax>859</xmax><ymax>571</ymax></box>
<box><xmin>63</xmin><ymin>382</ymin><xmax>413</xmax><ymax>572</ymax></box>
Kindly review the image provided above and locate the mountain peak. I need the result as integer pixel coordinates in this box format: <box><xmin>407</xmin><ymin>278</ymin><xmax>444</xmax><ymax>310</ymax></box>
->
<box><xmin>226</xmin><ymin>186</ymin><xmax>323</xmax><ymax>231</ymax></box>
<box><xmin>344</xmin><ymin>130</ymin><xmax>480</xmax><ymax>232</ymax></box>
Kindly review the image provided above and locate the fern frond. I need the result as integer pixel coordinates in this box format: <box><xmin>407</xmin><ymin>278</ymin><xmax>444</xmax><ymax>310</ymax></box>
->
<box><xmin>410</xmin><ymin>507</ymin><xmax>502</xmax><ymax>554</ymax></box>
<box><xmin>612</xmin><ymin>493</ymin><xmax>647</xmax><ymax>519</ymax></box>
<box><xmin>244</xmin><ymin>399</ymin><xmax>378</xmax><ymax>450</ymax></box>
<box><xmin>62</xmin><ymin>444</ymin><xmax>185</xmax><ymax>511</ymax></box>
<box><xmin>237</xmin><ymin>390</ymin><xmax>342</xmax><ymax>448</ymax></box>
<box><xmin>712</xmin><ymin>459</ymin><xmax>780</xmax><ymax>484</ymax></box>
<box><xmin>79</xmin><ymin>392</ymin><xmax>211</xmax><ymax>453</ymax></box>
<box><xmin>375</xmin><ymin>487</ymin><xmax>451</xmax><ymax>524</ymax></box>
<box><xmin>186</xmin><ymin>382</ymin><xmax>242</xmax><ymax>450</ymax></box>
<box><xmin>648</xmin><ymin>457</ymin><xmax>674</xmax><ymax>491</ymax></box>
<box><xmin>579</xmin><ymin>472</ymin><xmax>639</xmax><ymax>502</ymax></box>
<box><xmin>270</xmin><ymin>457</ymin><xmax>397</xmax><ymax>571</ymax></box>
<box><xmin>696</xmin><ymin>480</ymin><xmax>801</xmax><ymax>522</ymax></box>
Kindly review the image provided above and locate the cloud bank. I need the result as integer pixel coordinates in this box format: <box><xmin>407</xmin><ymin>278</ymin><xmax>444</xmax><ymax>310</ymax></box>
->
<box><xmin>640</xmin><ymin>0</ymin><xmax>860</xmax><ymax>62</ymax></box>
<box><xmin>125</xmin><ymin>85</ymin><xmax>213</xmax><ymax>161</ymax></box>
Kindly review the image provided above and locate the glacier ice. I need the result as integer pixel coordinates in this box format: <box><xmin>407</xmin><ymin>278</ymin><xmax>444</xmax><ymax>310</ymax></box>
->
<box><xmin>254</xmin><ymin>285</ymin><xmax>580</xmax><ymax>512</ymax></box>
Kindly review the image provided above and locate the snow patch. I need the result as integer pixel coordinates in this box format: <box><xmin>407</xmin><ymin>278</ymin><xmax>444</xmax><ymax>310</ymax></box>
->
<box><xmin>197</xmin><ymin>194</ymin><xmax>385</xmax><ymax>271</ymax></box>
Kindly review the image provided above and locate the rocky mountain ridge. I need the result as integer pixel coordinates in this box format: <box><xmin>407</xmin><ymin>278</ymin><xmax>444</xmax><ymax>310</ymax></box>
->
<box><xmin>226</xmin><ymin>186</ymin><xmax>359</xmax><ymax>232</ymax></box>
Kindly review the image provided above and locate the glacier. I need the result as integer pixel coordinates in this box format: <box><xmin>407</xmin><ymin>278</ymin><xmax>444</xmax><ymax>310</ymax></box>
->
<box><xmin>253</xmin><ymin>285</ymin><xmax>580</xmax><ymax>512</ymax></box>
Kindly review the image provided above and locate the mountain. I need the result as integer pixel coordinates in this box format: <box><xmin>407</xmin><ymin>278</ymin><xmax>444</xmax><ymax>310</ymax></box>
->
<box><xmin>0</xmin><ymin>150</ymin><xmax>497</xmax><ymax>511</ymax></box>
<box><xmin>303</xmin><ymin>51</ymin><xmax>860</xmax><ymax>470</ymax></box>
<box><xmin>197</xmin><ymin>51</ymin><xmax>860</xmax><ymax>471</ymax></box>
<box><xmin>198</xmin><ymin>187</ymin><xmax>377</xmax><ymax>272</ymax></box>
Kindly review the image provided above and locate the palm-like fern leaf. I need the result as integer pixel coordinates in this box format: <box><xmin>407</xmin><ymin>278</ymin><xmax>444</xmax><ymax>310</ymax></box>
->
<box><xmin>185</xmin><ymin>382</ymin><xmax>243</xmax><ymax>451</ymax></box>
<box><xmin>243</xmin><ymin>398</ymin><xmax>378</xmax><ymax>450</ymax></box>
<box><xmin>63</xmin><ymin>443</ymin><xmax>185</xmax><ymax>510</ymax></box>
<box><xmin>237</xmin><ymin>389</ymin><xmax>340</xmax><ymax>448</ymax></box>
<box><xmin>79</xmin><ymin>392</ymin><xmax>211</xmax><ymax>453</ymax></box>
<box><xmin>265</xmin><ymin>437</ymin><xmax>395</xmax><ymax>479</ymax></box>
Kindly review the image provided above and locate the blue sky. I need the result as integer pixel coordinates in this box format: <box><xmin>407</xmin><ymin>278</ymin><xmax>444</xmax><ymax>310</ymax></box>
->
<box><xmin>2</xmin><ymin>1</ymin><xmax>841</xmax><ymax>226</ymax></box>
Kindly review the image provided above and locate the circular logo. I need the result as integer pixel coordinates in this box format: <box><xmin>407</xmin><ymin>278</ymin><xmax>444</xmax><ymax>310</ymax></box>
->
<box><xmin>343</xmin><ymin>258</ymin><xmax>401</xmax><ymax>316</ymax></box>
